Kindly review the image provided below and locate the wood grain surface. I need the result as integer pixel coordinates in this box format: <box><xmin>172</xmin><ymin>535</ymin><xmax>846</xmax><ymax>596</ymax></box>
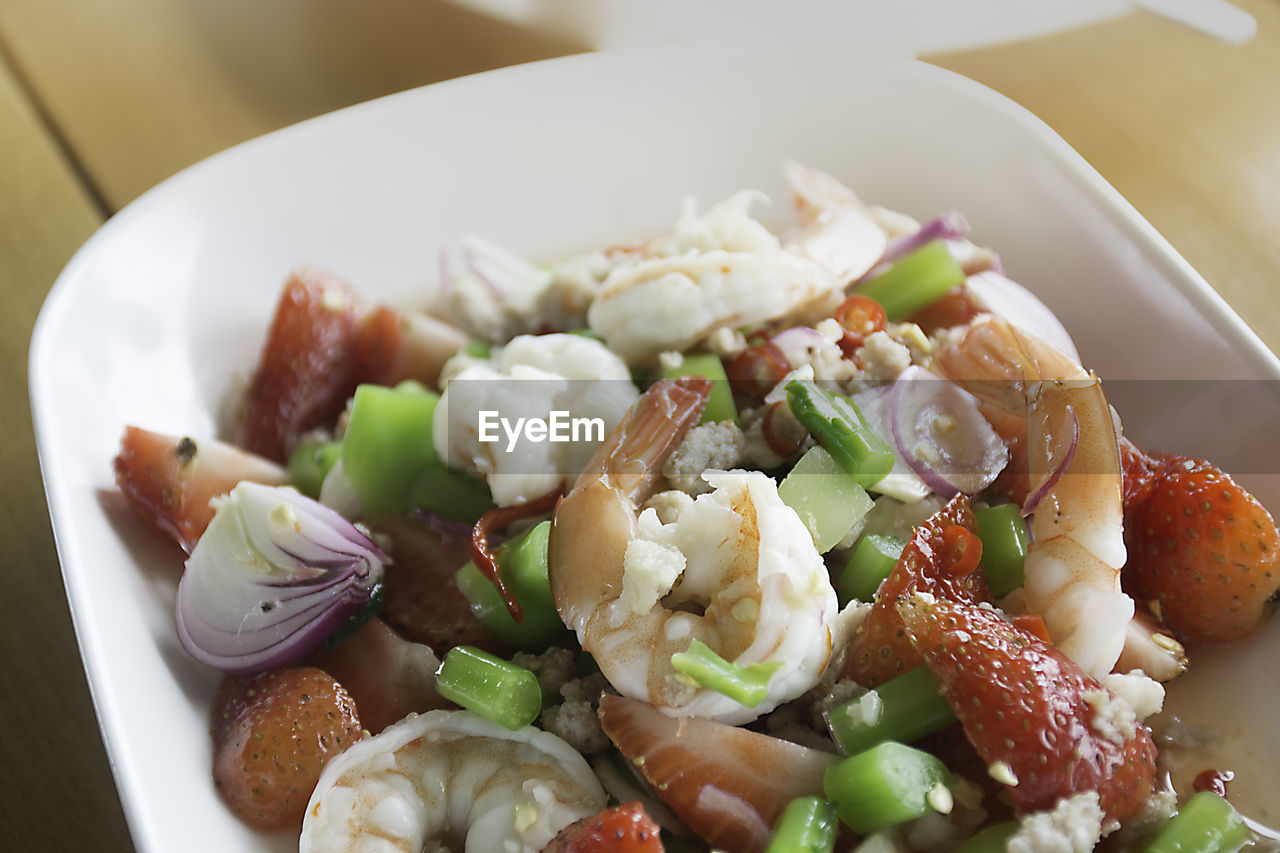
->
<box><xmin>1</xmin><ymin>1</ymin><xmax>1276</xmax><ymax>850</ymax></box>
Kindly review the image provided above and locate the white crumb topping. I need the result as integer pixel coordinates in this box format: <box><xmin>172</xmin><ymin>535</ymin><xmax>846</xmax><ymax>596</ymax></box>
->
<box><xmin>643</xmin><ymin>489</ymin><xmax>694</xmax><ymax>525</ymax></box>
<box><xmin>620</xmin><ymin>538</ymin><xmax>685</xmax><ymax>615</ymax></box>
<box><xmin>855</xmin><ymin>331</ymin><xmax>912</xmax><ymax>380</ymax></box>
<box><xmin>662</xmin><ymin>421</ymin><xmax>746</xmax><ymax>495</ymax></box>
<box><xmin>657</xmin><ymin>350</ymin><xmax>684</xmax><ymax>370</ymax></box>
<box><xmin>1102</xmin><ymin>671</ymin><xmax>1165</xmax><ymax>722</ymax></box>
<box><xmin>707</xmin><ymin>325</ymin><xmax>748</xmax><ymax>357</ymax></box>
<box><xmin>1007</xmin><ymin>792</ymin><xmax>1105</xmax><ymax>853</ymax></box>
<box><xmin>1083</xmin><ymin>687</ymin><xmax>1136</xmax><ymax>746</ymax></box>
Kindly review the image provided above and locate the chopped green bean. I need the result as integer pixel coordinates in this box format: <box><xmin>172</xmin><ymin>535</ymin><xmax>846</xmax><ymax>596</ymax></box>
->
<box><xmin>765</xmin><ymin>796</ymin><xmax>838</xmax><ymax>853</ymax></box>
<box><xmin>838</xmin><ymin>534</ymin><xmax>906</xmax><ymax>604</ymax></box>
<box><xmin>435</xmin><ymin>645</ymin><xmax>542</xmax><ymax>730</ymax></box>
<box><xmin>659</xmin><ymin>352</ymin><xmax>737</xmax><ymax>425</ymax></box>
<box><xmin>974</xmin><ymin>504</ymin><xmax>1029</xmax><ymax>597</ymax></box>
<box><xmin>826</xmin><ymin>666</ymin><xmax>955</xmax><ymax>755</ymax></box>
<box><xmin>785</xmin><ymin>381</ymin><xmax>894</xmax><ymax>489</ymax></box>
<box><xmin>1143</xmin><ymin>791</ymin><xmax>1251</xmax><ymax>853</ymax></box>
<box><xmin>342</xmin><ymin>382</ymin><xmax>493</xmax><ymax>522</ymax></box>
<box><xmin>955</xmin><ymin>822</ymin><xmax>1019</xmax><ymax>852</ymax></box>
<box><xmin>455</xmin><ymin>521</ymin><xmax>568</xmax><ymax>651</ymax></box>
<box><xmin>856</xmin><ymin>240</ymin><xmax>966</xmax><ymax>321</ymax></box>
<box><xmin>670</xmin><ymin>639</ymin><xmax>782</xmax><ymax>708</ymax></box>
<box><xmin>778</xmin><ymin>445</ymin><xmax>875</xmax><ymax>553</ymax></box>
<box><xmin>286</xmin><ymin>439</ymin><xmax>342</xmax><ymax>499</ymax></box>
<box><xmin>823</xmin><ymin>741</ymin><xmax>952</xmax><ymax>834</ymax></box>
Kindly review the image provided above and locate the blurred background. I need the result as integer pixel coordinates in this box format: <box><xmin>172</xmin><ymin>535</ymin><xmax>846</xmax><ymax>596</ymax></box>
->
<box><xmin>2</xmin><ymin>0</ymin><xmax>1276</xmax><ymax>849</ymax></box>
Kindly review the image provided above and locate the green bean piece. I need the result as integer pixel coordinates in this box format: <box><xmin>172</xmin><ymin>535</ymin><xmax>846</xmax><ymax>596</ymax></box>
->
<box><xmin>286</xmin><ymin>439</ymin><xmax>342</xmax><ymax>499</ymax></box>
<box><xmin>454</xmin><ymin>521</ymin><xmax>569</xmax><ymax>652</ymax></box>
<box><xmin>974</xmin><ymin>504</ymin><xmax>1029</xmax><ymax>597</ymax></box>
<box><xmin>838</xmin><ymin>534</ymin><xmax>906</xmax><ymax>604</ymax></box>
<box><xmin>823</xmin><ymin>741</ymin><xmax>952</xmax><ymax>834</ymax></box>
<box><xmin>342</xmin><ymin>381</ymin><xmax>493</xmax><ymax>522</ymax></box>
<box><xmin>435</xmin><ymin>645</ymin><xmax>542</xmax><ymax>731</ymax></box>
<box><xmin>658</xmin><ymin>352</ymin><xmax>737</xmax><ymax>425</ymax></box>
<box><xmin>826</xmin><ymin>666</ymin><xmax>956</xmax><ymax>755</ymax></box>
<box><xmin>670</xmin><ymin>639</ymin><xmax>782</xmax><ymax>708</ymax></box>
<box><xmin>1143</xmin><ymin>791</ymin><xmax>1252</xmax><ymax>853</ymax></box>
<box><xmin>856</xmin><ymin>240</ymin><xmax>966</xmax><ymax>321</ymax></box>
<box><xmin>765</xmin><ymin>796</ymin><xmax>839</xmax><ymax>853</ymax></box>
<box><xmin>785</xmin><ymin>380</ymin><xmax>895</xmax><ymax>489</ymax></box>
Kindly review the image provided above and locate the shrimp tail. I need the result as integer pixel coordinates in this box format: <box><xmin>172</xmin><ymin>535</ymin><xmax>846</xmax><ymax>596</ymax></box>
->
<box><xmin>582</xmin><ymin>376</ymin><xmax>711</xmax><ymax>501</ymax></box>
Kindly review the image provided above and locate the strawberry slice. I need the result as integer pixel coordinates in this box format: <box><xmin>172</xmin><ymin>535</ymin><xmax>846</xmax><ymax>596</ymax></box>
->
<box><xmin>839</xmin><ymin>495</ymin><xmax>992</xmax><ymax>686</ymax></box>
<box><xmin>1118</xmin><ymin>435</ymin><xmax>1160</xmax><ymax>512</ymax></box>
<box><xmin>211</xmin><ymin>666</ymin><xmax>362</xmax><ymax>830</ymax></box>
<box><xmin>355</xmin><ymin>305</ymin><xmax>469</xmax><ymax>392</ymax></box>
<box><xmin>598</xmin><ymin>695</ymin><xmax>836</xmax><ymax>853</ymax></box>
<box><xmin>373</xmin><ymin>516</ymin><xmax>509</xmax><ymax>656</ymax></box>
<box><xmin>236</xmin><ymin>269</ymin><xmax>363</xmax><ymax>462</ymax></box>
<box><xmin>542</xmin><ymin>802</ymin><xmax>665</xmax><ymax>853</ymax></box>
<box><xmin>305</xmin><ymin>617</ymin><xmax>452</xmax><ymax>734</ymax></box>
<box><xmin>906</xmin><ymin>285</ymin><xmax>985</xmax><ymax>336</ymax></box>
<box><xmin>1123</xmin><ymin>453</ymin><xmax>1280</xmax><ymax>644</ymax></box>
<box><xmin>898</xmin><ymin>594</ymin><xmax>1157</xmax><ymax>822</ymax></box>
<box><xmin>113</xmin><ymin>426</ymin><xmax>287</xmax><ymax>552</ymax></box>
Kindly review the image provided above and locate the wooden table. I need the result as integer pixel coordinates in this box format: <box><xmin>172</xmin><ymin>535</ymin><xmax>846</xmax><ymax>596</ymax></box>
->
<box><xmin>2</xmin><ymin>2</ymin><xmax>1275</xmax><ymax>848</ymax></box>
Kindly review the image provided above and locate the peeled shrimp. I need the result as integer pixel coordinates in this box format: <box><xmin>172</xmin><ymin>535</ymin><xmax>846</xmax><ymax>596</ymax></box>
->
<box><xmin>933</xmin><ymin>316</ymin><xmax>1134</xmax><ymax>676</ymax></box>
<box><xmin>299</xmin><ymin>710</ymin><xmax>604</xmax><ymax>853</ymax></box>
<box><xmin>549</xmin><ymin>378</ymin><xmax>839</xmax><ymax>725</ymax></box>
<box><xmin>781</xmin><ymin>159</ymin><xmax>888</xmax><ymax>283</ymax></box>
<box><xmin>587</xmin><ymin>164</ymin><xmax>885</xmax><ymax>365</ymax></box>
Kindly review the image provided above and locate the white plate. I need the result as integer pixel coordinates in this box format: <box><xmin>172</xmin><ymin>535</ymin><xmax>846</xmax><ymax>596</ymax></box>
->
<box><xmin>30</xmin><ymin>46</ymin><xmax>1280</xmax><ymax>852</ymax></box>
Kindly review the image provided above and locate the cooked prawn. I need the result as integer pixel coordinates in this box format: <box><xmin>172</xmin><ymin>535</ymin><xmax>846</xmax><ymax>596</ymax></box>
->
<box><xmin>299</xmin><ymin>710</ymin><xmax>605</xmax><ymax>853</ymax></box>
<box><xmin>586</xmin><ymin>164</ymin><xmax>886</xmax><ymax>365</ymax></box>
<box><xmin>549</xmin><ymin>378</ymin><xmax>839</xmax><ymax>725</ymax></box>
<box><xmin>933</xmin><ymin>316</ymin><xmax>1136</xmax><ymax>676</ymax></box>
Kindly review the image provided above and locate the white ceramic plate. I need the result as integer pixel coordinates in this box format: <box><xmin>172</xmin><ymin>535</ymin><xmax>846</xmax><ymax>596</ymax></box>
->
<box><xmin>30</xmin><ymin>47</ymin><xmax>1280</xmax><ymax>852</ymax></box>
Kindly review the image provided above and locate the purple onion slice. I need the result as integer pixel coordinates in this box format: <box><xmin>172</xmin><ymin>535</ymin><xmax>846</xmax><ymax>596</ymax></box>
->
<box><xmin>887</xmin><ymin>366</ymin><xmax>1009</xmax><ymax>498</ymax></box>
<box><xmin>175</xmin><ymin>482</ymin><xmax>387</xmax><ymax>674</ymax></box>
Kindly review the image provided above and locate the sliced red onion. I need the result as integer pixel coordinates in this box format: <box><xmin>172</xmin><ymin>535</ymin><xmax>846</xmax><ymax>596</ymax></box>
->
<box><xmin>881</xmin><ymin>211</ymin><xmax>969</xmax><ymax>266</ymax></box>
<box><xmin>854</xmin><ymin>211</ymin><xmax>969</xmax><ymax>284</ymax></box>
<box><xmin>769</xmin><ymin>326</ymin><xmax>841</xmax><ymax>374</ymax></box>
<box><xmin>176</xmin><ymin>482</ymin><xmax>387</xmax><ymax>674</ymax></box>
<box><xmin>1021</xmin><ymin>406</ymin><xmax>1079</xmax><ymax>517</ymax></box>
<box><xmin>849</xmin><ymin>383</ymin><xmax>930</xmax><ymax>503</ymax></box>
<box><xmin>887</xmin><ymin>366</ymin><xmax>1009</xmax><ymax>498</ymax></box>
<box><xmin>966</xmin><ymin>270</ymin><xmax>1079</xmax><ymax>363</ymax></box>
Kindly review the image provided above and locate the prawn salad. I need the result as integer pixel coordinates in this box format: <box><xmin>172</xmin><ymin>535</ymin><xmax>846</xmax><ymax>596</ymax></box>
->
<box><xmin>111</xmin><ymin>162</ymin><xmax>1280</xmax><ymax>853</ymax></box>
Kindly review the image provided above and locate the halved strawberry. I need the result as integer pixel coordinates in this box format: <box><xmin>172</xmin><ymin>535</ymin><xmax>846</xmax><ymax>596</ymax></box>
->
<box><xmin>1123</xmin><ymin>453</ymin><xmax>1280</xmax><ymax>644</ymax></box>
<box><xmin>236</xmin><ymin>269</ymin><xmax>363</xmax><ymax>462</ymax></box>
<box><xmin>373</xmin><ymin>516</ymin><xmax>508</xmax><ymax>656</ymax></box>
<box><xmin>211</xmin><ymin>666</ymin><xmax>362</xmax><ymax>830</ymax></box>
<box><xmin>113</xmin><ymin>426</ymin><xmax>287</xmax><ymax>552</ymax></box>
<box><xmin>1118</xmin><ymin>435</ymin><xmax>1160</xmax><ymax>512</ymax></box>
<box><xmin>355</xmin><ymin>305</ymin><xmax>469</xmax><ymax>392</ymax></box>
<box><xmin>598</xmin><ymin>695</ymin><xmax>836</xmax><ymax>853</ymax></box>
<box><xmin>898</xmin><ymin>594</ymin><xmax>1157</xmax><ymax>822</ymax></box>
<box><xmin>906</xmin><ymin>285</ymin><xmax>985</xmax><ymax>336</ymax></box>
<box><xmin>305</xmin><ymin>617</ymin><xmax>452</xmax><ymax>734</ymax></box>
<box><xmin>839</xmin><ymin>495</ymin><xmax>992</xmax><ymax>686</ymax></box>
<box><xmin>542</xmin><ymin>802</ymin><xmax>665</xmax><ymax>853</ymax></box>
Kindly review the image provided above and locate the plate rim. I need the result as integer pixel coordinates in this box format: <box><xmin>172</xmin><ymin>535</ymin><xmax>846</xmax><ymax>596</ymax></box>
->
<box><xmin>27</xmin><ymin>45</ymin><xmax>1280</xmax><ymax>851</ymax></box>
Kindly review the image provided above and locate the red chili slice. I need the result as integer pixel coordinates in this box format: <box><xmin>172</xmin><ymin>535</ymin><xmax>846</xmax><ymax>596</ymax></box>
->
<box><xmin>469</xmin><ymin>486</ymin><xmax>564</xmax><ymax>623</ymax></box>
